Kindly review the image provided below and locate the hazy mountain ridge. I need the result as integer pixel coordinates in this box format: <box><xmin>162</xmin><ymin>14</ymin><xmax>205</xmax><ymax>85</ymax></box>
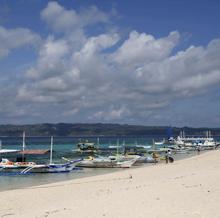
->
<box><xmin>0</xmin><ymin>123</ymin><xmax>219</xmax><ymax>137</ymax></box>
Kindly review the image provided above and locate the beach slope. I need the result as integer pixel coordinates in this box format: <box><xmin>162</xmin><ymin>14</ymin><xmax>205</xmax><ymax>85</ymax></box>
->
<box><xmin>0</xmin><ymin>150</ymin><xmax>220</xmax><ymax>218</ymax></box>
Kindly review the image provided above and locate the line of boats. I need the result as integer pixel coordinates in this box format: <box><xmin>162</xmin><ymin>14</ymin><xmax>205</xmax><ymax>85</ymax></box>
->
<box><xmin>168</xmin><ymin>130</ymin><xmax>218</xmax><ymax>150</ymax></box>
<box><xmin>0</xmin><ymin>135</ymin><xmax>83</xmax><ymax>174</ymax></box>
<box><xmin>0</xmin><ymin>134</ymin><xmax>148</xmax><ymax>174</ymax></box>
<box><xmin>0</xmin><ymin>131</ymin><xmax>219</xmax><ymax>174</ymax></box>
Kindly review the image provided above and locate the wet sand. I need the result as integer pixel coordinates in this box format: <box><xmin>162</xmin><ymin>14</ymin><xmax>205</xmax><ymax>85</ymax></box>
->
<box><xmin>0</xmin><ymin>150</ymin><xmax>220</xmax><ymax>218</ymax></box>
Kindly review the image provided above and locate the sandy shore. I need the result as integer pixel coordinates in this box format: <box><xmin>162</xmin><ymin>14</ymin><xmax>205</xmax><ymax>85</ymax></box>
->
<box><xmin>0</xmin><ymin>150</ymin><xmax>220</xmax><ymax>218</ymax></box>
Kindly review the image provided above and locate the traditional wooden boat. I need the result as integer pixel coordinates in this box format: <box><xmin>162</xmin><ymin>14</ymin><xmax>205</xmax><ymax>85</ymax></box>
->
<box><xmin>0</xmin><ymin>136</ymin><xmax>82</xmax><ymax>174</ymax></box>
<box><xmin>76</xmin><ymin>155</ymin><xmax>139</xmax><ymax>168</ymax></box>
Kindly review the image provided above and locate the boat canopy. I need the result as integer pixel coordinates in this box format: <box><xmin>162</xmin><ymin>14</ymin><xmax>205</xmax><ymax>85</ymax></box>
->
<box><xmin>0</xmin><ymin>149</ymin><xmax>20</xmax><ymax>154</ymax></box>
<box><xmin>18</xmin><ymin>149</ymin><xmax>50</xmax><ymax>155</ymax></box>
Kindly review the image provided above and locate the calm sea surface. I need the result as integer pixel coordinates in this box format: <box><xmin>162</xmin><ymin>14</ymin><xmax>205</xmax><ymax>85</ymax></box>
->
<box><xmin>0</xmin><ymin>135</ymin><xmax>219</xmax><ymax>191</ymax></box>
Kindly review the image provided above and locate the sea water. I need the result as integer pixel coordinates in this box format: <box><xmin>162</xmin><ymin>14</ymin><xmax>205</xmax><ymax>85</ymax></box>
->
<box><xmin>0</xmin><ymin>135</ymin><xmax>218</xmax><ymax>191</ymax></box>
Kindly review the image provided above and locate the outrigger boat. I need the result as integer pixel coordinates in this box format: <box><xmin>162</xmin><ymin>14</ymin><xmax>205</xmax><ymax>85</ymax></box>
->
<box><xmin>76</xmin><ymin>140</ymin><xmax>140</xmax><ymax>168</ymax></box>
<box><xmin>154</xmin><ymin>139</ymin><xmax>165</xmax><ymax>145</ymax></box>
<box><xmin>0</xmin><ymin>133</ymin><xmax>37</xmax><ymax>171</ymax></box>
<box><xmin>76</xmin><ymin>155</ymin><xmax>139</xmax><ymax>168</ymax></box>
<box><xmin>20</xmin><ymin>159</ymin><xmax>81</xmax><ymax>174</ymax></box>
<box><xmin>174</xmin><ymin>130</ymin><xmax>218</xmax><ymax>150</ymax></box>
<box><xmin>0</xmin><ymin>136</ymin><xmax>82</xmax><ymax>174</ymax></box>
<box><xmin>0</xmin><ymin>158</ymin><xmax>37</xmax><ymax>173</ymax></box>
<box><xmin>20</xmin><ymin>136</ymin><xmax>82</xmax><ymax>174</ymax></box>
<box><xmin>73</xmin><ymin>139</ymin><xmax>99</xmax><ymax>154</ymax></box>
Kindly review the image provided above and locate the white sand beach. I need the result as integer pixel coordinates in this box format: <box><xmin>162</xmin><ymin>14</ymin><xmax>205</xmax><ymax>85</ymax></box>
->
<box><xmin>0</xmin><ymin>150</ymin><xmax>220</xmax><ymax>218</ymax></box>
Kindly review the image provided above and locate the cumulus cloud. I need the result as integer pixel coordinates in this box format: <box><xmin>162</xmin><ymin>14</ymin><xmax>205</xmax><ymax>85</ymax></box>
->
<box><xmin>22</xmin><ymin>27</ymin><xmax>220</xmax><ymax>123</ymax></box>
<box><xmin>41</xmin><ymin>1</ymin><xmax>110</xmax><ymax>33</ymax></box>
<box><xmin>26</xmin><ymin>36</ymin><xmax>70</xmax><ymax>79</ymax></box>
<box><xmin>0</xmin><ymin>26</ymin><xmax>41</xmax><ymax>58</ymax></box>
<box><xmin>1</xmin><ymin>2</ymin><xmax>220</xmax><ymax>125</ymax></box>
<box><xmin>91</xmin><ymin>106</ymin><xmax>130</xmax><ymax>121</ymax></box>
<box><xmin>133</xmin><ymin>40</ymin><xmax>220</xmax><ymax>97</ymax></box>
<box><xmin>113</xmin><ymin>31</ymin><xmax>180</xmax><ymax>67</ymax></box>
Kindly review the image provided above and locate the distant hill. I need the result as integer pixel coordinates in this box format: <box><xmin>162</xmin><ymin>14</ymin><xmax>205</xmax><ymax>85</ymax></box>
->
<box><xmin>0</xmin><ymin>123</ymin><xmax>220</xmax><ymax>137</ymax></box>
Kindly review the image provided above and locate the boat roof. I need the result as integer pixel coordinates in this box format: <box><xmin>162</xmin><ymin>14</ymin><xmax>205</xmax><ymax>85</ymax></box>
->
<box><xmin>148</xmin><ymin>148</ymin><xmax>171</xmax><ymax>153</ymax></box>
<box><xmin>78</xmin><ymin>142</ymin><xmax>95</xmax><ymax>145</ymax></box>
<box><xmin>18</xmin><ymin>149</ymin><xmax>50</xmax><ymax>155</ymax></box>
<box><xmin>0</xmin><ymin>149</ymin><xmax>20</xmax><ymax>154</ymax></box>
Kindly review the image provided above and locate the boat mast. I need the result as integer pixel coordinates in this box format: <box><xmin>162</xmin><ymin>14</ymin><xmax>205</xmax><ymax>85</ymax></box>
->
<box><xmin>123</xmin><ymin>139</ymin><xmax>125</xmax><ymax>155</ymax></box>
<box><xmin>50</xmin><ymin>136</ymin><xmax>53</xmax><ymax>165</ymax></box>
<box><xmin>22</xmin><ymin>131</ymin><xmax>26</xmax><ymax>152</ymax></box>
<box><xmin>22</xmin><ymin>131</ymin><xmax>26</xmax><ymax>161</ymax></box>
<box><xmin>97</xmin><ymin>137</ymin><xmax>100</xmax><ymax>149</ymax></box>
<box><xmin>205</xmin><ymin>130</ymin><xmax>211</xmax><ymax>139</ymax></box>
<box><xmin>116</xmin><ymin>139</ymin><xmax>119</xmax><ymax>162</ymax></box>
<box><xmin>152</xmin><ymin>139</ymin><xmax>156</xmax><ymax>150</ymax></box>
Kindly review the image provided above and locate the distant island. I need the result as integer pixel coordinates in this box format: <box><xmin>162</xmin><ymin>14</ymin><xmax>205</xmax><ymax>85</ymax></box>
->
<box><xmin>0</xmin><ymin>123</ymin><xmax>219</xmax><ymax>137</ymax></box>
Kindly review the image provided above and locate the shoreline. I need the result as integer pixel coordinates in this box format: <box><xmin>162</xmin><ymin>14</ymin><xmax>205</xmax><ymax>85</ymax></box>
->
<box><xmin>13</xmin><ymin>149</ymin><xmax>213</xmax><ymax>190</ymax></box>
<box><xmin>0</xmin><ymin>148</ymin><xmax>199</xmax><ymax>192</ymax></box>
<box><xmin>0</xmin><ymin>150</ymin><xmax>220</xmax><ymax>217</ymax></box>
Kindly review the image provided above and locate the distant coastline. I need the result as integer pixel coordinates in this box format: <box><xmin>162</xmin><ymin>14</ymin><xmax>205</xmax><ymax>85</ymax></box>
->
<box><xmin>0</xmin><ymin>123</ymin><xmax>220</xmax><ymax>137</ymax></box>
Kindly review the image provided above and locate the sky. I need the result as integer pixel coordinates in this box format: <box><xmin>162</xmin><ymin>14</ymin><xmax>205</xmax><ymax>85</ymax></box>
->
<box><xmin>0</xmin><ymin>0</ymin><xmax>220</xmax><ymax>127</ymax></box>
